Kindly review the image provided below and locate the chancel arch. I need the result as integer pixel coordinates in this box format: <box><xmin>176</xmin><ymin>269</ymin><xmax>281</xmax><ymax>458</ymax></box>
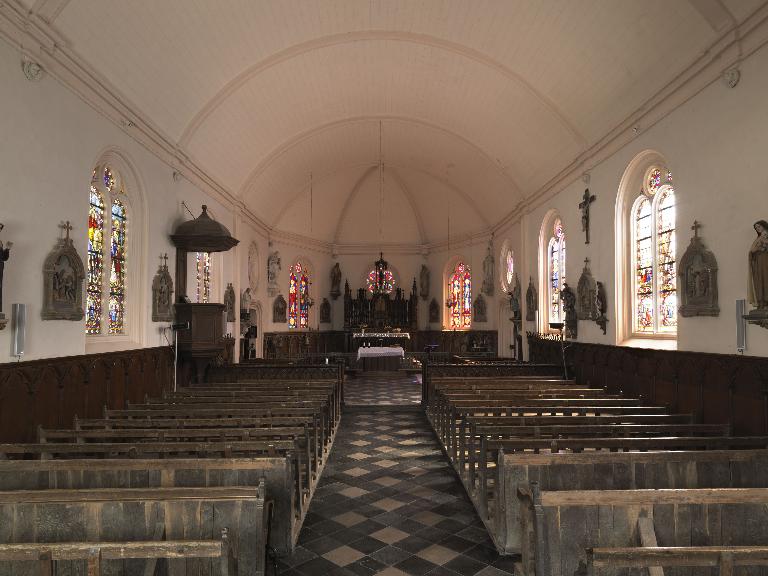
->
<box><xmin>85</xmin><ymin>149</ymin><xmax>146</xmax><ymax>352</ymax></box>
<box><xmin>615</xmin><ymin>150</ymin><xmax>678</xmax><ymax>344</ymax></box>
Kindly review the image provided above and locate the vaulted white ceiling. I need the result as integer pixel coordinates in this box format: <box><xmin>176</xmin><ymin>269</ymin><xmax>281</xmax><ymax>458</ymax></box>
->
<box><xmin>27</xmin><ymin>0</ymin><xmax>764</xmax><ymax>245</ymax></box>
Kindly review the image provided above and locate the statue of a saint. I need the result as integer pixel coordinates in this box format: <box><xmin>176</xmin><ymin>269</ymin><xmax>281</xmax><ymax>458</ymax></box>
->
<box><xmin>241</xmin><ymin>287</ymin><xmax>252</xmax><ymax>311</ymax></box>
<box><xmin>482</xmin><ymin>243</ymin><xmax>495</xmax><ymax>296</ymax></box>
<box><xmin>267</xmin><ymin>251</ymin><xmax>281</xmax><ymax>296</ymax></box>
<box><xmin>224</xmin><ymin>283</ymin><xmax>236</xmax><ymax>322</ymax></box>
<box><xmin>419</xmin><ymin>265</ymin><xmax>430</xmax><ymax>300</ymax></box>
<box><xmin>330</xmin><ymin>262</ymin><xmax>342</xmax><ymax>300</ymax></box>
<box><xmin>749</xmin><ymin>219</ymin><xmax>768</xmax><ymax>310</ymax></box>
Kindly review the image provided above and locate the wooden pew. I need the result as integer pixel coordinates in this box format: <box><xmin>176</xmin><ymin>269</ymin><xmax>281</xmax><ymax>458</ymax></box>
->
<box><xmin>517</xmin><ymin>486</ymin><xmax>768</xmax><ymax>576</ymax></box>
<box><xmin>586</xmin><ymin>546</ymin><xmax>768</xmax><ymax>575</ymax></box>
<box><xmin>0</xmin><ymin>537</ymin><xmax>234</xmax><ymax>576</ymax></box>
<box><xmin>0</xmin><ymin>485</ymin><xmax>268</xmax><ymax>576</ymax></box>
<box><xmin>0</xmin><ymin>458</ymin><xmax>300</xmax><ymax>555</ymax></box>
<box><xmin>495</xmin><ymin>448</ymin><xmax>768</xmax><ymax>555</ymax></box>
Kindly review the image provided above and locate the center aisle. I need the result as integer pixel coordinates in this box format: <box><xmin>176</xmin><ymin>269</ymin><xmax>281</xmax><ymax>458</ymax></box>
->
<box><xmin>277</xmin><ymin>405</ymin><xmax>516</xmax><ymax>575</ymax></box>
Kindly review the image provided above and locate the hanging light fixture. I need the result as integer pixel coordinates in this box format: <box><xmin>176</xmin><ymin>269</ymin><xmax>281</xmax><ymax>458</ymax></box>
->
<box><xmin>445</xmin><ymin>200</ymin><xmax>457</xmax><ymax>310</ymax></box>
<box><xmin>371</xmin><ymin>120</ymin><xmax>392</xmax><ymax>297</ymax></box>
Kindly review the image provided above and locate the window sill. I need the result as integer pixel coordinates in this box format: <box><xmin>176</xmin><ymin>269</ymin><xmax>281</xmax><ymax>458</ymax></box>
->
<box><xmin>619</xmin><ymin>337</ymin><xmax>677</xmax><ymax>351</ymax></box>
<box><xmin>86</xmin><ymin>335</ymin><xmax>142</xmax><ymax>354</ymax></box>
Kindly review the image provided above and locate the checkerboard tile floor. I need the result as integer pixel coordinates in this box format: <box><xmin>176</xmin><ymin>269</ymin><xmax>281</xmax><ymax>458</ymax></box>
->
<box><xmin>345</xmin><ymin>371</ymin><xmax>422</xmax><ymax>406</ymax></box>
<box><xmin>275</xmin><ymin>409</ymin><xmax>516</xmax><ymax>575</ymax></box>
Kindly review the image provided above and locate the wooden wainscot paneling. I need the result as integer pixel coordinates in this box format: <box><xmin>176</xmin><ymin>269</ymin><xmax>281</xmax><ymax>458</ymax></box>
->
<box><xmin>527</xmin><ymin>334</ymin><xmax>768</xmax><ymax>435</ymax></box>
<box><xmin>0</xmin><ymin>347</ymin><xmax>173</xmax><ymax>442</ymax></box>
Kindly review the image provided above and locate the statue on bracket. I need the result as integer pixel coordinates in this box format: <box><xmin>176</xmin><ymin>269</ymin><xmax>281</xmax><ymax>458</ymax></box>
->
<box><xmin>482</xmin><ymin>240</ymin><xmax>495</xmax><ymax>296</ymax></box>
<box><xmin>0</xmin><ymin>223</ymin><xmax>12</xmax><ymax>330</ymax></box>
<box><xmin>428</xmin><ymin>298</ymin><xmax>439</xmax><ymax>324</ymax></box>
<box><xmin>330</xmin><ymin>262</ymin><xmax>341</xmax><ymax>300</ymax></box>
<box><xmin>473</xmin><ymin>293</ymin><xmax>487</xmax><ymax>323</ymax></box>
<box><xmin>151</xmin><ymin>254</ymin><xmax>174</xmax><ymax>322</ymax></box>
<box><xmin>595</xmin><ymin>281</ymin><xmax>608</xmax><ymax>335</ymax></box>
<box><xmin>577</xmin><ymin>258</ymin><xmax>598</xmax><ymax>321</ymax></box>
<box><xmin>746</xmin><ymin>219</ymin><xmax>768</xmax><ymax>328</ymax></box>
<box><xmin>560</xmin><ymin>282</ymin><xmax>577</xmax><ymax>339</ymax></box>
<box><xmin>241</xmin><ymin>287</ymin><xmax>252</xmax><ymax>312</ymax></box>
<box><xmin>420</xmin><ymin>264</ymin><xmax>430</xmax><ymax>301</ymax></box>
<box><xmin>320</xmin><ymin>298</ymin><xmax>331</xmax><ymax>324</ymax></box>
<box><xmin>508</xmin><ymin>274</ymin><xmax>522</xmax><ymax>328</ymax></box>
<box><xmin>272</xmin><ymin>294</ymin><xmax>287</xmax><ymax>323</ymax></box>
<box><xmin>679</xmin><ymin>220</ymin><xmax>719</xmax><ymax>317</ymax></box>
<box><xmin>267</xmin><ymin>249</ymin><xmax>281</xmax><ymax>297</ymax></box>
<box><xmin>42</xmin><ymin>221</ymin><xmax>85</xmax><ymax>321</ymax></box>
<box><xmin>525</xmin><ymin>277</ymin><xmax>537</xmax><ymax>322</ymax></box>
<box><xmin>224</xmin><ymin>283</ymin><xmax>236</xmax><ymax>322</ymax></box>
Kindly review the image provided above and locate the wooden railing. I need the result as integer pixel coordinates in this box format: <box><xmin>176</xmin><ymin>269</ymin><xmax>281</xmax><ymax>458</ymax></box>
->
<box><xmin>0</xmin><ymin>347</ymin><xmax>174</xmax><ymax>442</ymax></box>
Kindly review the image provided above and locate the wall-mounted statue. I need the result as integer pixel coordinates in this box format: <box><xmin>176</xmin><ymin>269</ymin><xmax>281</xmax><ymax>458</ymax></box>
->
<box><xmin>595</xmin><ymin>281</ymin><xmax>608</xmax><ymax>335</ymax></box>
<box><xmin>525</xmin><ymin>277</ymin><xmax>537</xmax><ymax>322</ymax></box>
<box><xmin>267</xmin><ymin>250</ymin><xmax>281</xmax><ymax>297</ymax></box>
<box><xmin>224</xmin><ymin>282</ymin><xmax>236</xmax><ymax>322</ymax></box>
<box><xmin>248</xmin><ymin>242</ymin><xmax>259</xmax><ymax>293</ymax></box>
<box><xmin>560</xmin><ymin>282</ymin><xmax>577</xmax><ymax>339</ymax></box>
<box><xmin>420</xmin><ymin>264</ymin><xmax>430</xmax><ymax>301</ymax></box>
<box><xmin>482</xmin><ymin>240</ymin><xmax>495</xmax><ymax>296</ymax></box>
<box><xmin>577</xmin><ymin>258</ymin><xmax>598</xmax><ymax>321</ymax></box>
<box><xmin>320</xmin><ymin>298</ymin><xmax>331</xmax><ymax>324</ymax></box>
<box><xmin>508</xmin><ymin>274</ymin><xmax>522</xmax><ymax>328</ymax></box>
<box><xmin>679</xmin><ymin>221</ymin><xmax>719</xmax><ymax>317</ymax></box>
<box><xmin>241</xmin><ymin>287</ymin><xmax>252</xmax><ymax>312</ymax></box>
<box><xmin>746</xmin><ymin>219</ymin><xmax>768</xmax><ymax>329</ymax></box>
<box><xmin>151</xmin><ymin>254</ymin><xmax>174</xmax><ymax>322</ymax></box>
<box><xmin>429</xmin><ymin>298</ymin><xmax>439</xmax><ymax>324</ymax></box>
<box><xmin>272</xmin><ymin>294</ymin><xmax>287</xmax><ymax>323</ymax></box>
<box><xmin>0</xmin><ymin>223</ymin><xmax>12</xmax><ymax>330</ymax></box>
<box><xmin>42</xmin><ymin>221</ymin><xmax>85</xmax><ymax>321</ymax></box>
<box><xmin>473</xmin><ymin>293</ymin><xmax>487</xmax><ymax>323</ymax></box>
<box><xmin>578</xmin><ymin>187</ymin><xmax>596</xmax><ymax>244</ymax></box>
<box><xmin>330</xmin><ymin>262</ymin><xmax>341</xmax><ymax>300</ymax></box>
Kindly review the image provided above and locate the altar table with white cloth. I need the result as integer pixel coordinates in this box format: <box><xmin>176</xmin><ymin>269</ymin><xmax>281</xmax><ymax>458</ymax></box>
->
<box><xmin>357</xmin><ymin>346</ymin><xmax>404</xmax><ymax>371</ymax></box>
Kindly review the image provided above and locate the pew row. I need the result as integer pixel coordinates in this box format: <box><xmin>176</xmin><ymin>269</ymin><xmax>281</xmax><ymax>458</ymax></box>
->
<box><xmin>517</xmin><ymin>486</ymin><xmax>768</xmax><ymax>576</ymax></box>
<box><xmin>0</xmin><ymin>485</ymin><xmax>268</xmax><ymax>576</ymax></box>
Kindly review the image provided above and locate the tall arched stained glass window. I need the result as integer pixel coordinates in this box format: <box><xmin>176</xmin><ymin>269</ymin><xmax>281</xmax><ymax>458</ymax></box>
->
<box><xmin>289</xmin><ymin>262</ymin><xmax>309</xmax><ymax>329</ymax></box>
<box><xmin>196</xmin><ymin>252</ymin><xmax>211</xmax><ymax>303</ymax></box>
<box><xmin>632</xmin><ymin>168</ymin><xmax>676</xmax><ymax>334</ymax></box>
<box><xmin>448</xmin><ymin>262</ymin><xmax>472</xmax><ymax>329</ymax></box>
<box><xmin>547</xmin><ymin>219</ymin><xmax>566</xmax><ymax>324</ymax></box>
<box><xmin>86</xmin><ymin>166</ymin><xmax>128</xmax><ymax>335</ymax></box>
<box><xmin>86</xmin><ymin>171</ymin><xmax>105</xmax><ymax>334</ymax></box>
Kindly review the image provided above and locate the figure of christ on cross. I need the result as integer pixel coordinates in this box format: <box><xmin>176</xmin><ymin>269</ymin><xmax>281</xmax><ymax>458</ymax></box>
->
<box><xmin>579</xmin><ymin>188</ymin><xmax>596</xmax><ymax>244</ymax></box>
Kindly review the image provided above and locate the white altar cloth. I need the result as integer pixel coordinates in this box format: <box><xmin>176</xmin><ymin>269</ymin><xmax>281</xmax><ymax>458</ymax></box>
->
<box><xmin>357</xmin><ymin>346</ymin><xmax>405</xmax><ymax>360</ymax></box>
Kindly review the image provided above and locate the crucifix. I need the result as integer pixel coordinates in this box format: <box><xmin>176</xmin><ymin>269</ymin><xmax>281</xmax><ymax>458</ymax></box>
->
<box><xmin>578</xmin><ymin>188</ymin><xmax>596</xmax><ymax>244</ymax></box>
<box><xmin>691</xmin><ymin>220</ymin><xmax>701</xmax><ymax>238</ymax></box>
<box><xmin>59</xmin><ymin>220</ymin><xmax>73</xmax><ymax>241</ymax></box>
<box><xmin>160</xmin><ymin>253</ymin><xmax>169</xmax><ymax>269</ymax></box>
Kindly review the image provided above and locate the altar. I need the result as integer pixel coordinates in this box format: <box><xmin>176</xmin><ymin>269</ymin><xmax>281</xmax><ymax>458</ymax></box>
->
<box><xmin>357</xmin><ymin>345</ymin><xmax>404</xmax><ymax>371</ymax></box>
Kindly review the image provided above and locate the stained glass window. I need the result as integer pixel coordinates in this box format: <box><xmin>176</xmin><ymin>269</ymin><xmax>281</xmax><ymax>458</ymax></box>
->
<box><xmin>632</xmin><ymin>167</ymin><xmax>676</xmax><ymax>334</ymax></box>
<box><xmin>196</xmin><ymin>252</ymin><xmax>211</xmax><ymax>303</ymax></box>
<box><xmin>505</xmin><ymin>251</ymin><xmax>514</xmax><ymax>289</ymax></box>
<box><xmin>108</xmin><ymin>199</ymin><xmax>127</xmax><ymax>333</ymax></box>
<box><xmin>289</xmin><ymin>262</ymin><xmax>309</xmax><ymax>329</ymax></box>
<box><xmin>448</xmin><ymin>262</ymin><xmax>472</xmax><ymax>329</ymax></box>
<box><xmin>86</xmin><ymin>173</ymin><xmax>105</xmax><ymax>335</ymax></box>
<box><xmin>86</xmin><ymin>166</ymin><xmax>128</xmax><ymax>336</ymax></box>
<box><xmin>366</xmin><ymin>268</ymin><xmax>395</xmax><ymax>294</ymax></box>
<box><xmin>547</xmin><ymin>219</ymin><xmax>566</xmax><ymax>324</ymax></box>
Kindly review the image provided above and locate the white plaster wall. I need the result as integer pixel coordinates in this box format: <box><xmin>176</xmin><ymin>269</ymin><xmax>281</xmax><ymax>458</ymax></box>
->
<box><xmin>511</xmin><ymin>42</ymin><xmax>768</xmax><ymax>357</ymax></box>
<box><xmin>0</xmin><ymin>41</ymin><xmax>238</xmax><ymax>362</ymax></box>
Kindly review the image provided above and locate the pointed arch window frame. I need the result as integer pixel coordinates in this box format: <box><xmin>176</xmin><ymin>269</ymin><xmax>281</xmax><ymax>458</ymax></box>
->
<box><xmin>86</xmin><ymin>165</ymin><xmax>130</xmax><ymax>337</ymax></box>
<box><xmin>630</xmin><ymin>166</ymin><xmax>677</xmax><ymax>337</ymax></box>
<box><xmin>547</xmin><ymin>218</ymin><xmax>566</xmax><ymax>326</ymax></box>
<box><xmin>446</xmin><ymin>261</ymin><xmax>472</xmax><ymax>330</ymax></box>
<box><xmin>288</xmin><ymin>261</ymin><xmax>311</xmax><ymax>330</ymax></box>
